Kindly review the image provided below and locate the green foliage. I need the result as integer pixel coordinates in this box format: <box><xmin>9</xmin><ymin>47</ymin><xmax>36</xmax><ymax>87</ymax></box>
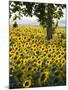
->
<box><xmin>9</xmin><ymin>1</ymin><xmax>23</xmax><ymax>27</ymax></box>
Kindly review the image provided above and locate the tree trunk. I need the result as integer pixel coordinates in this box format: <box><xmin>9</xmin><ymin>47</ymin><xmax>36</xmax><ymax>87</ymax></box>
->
<box><xmin>47</xmin><ymin>14</ymin><xmax>52</xmax><ymax>40</ymax></box>
<box><xmin>47</xmin><ymin>26</ymin><xmax>52</xmax><ymax>40</ymax></box>
<box><xmin>47</xmin><ymin>5</ymin><xmax>53</xmax><ymax>40</ymax></box>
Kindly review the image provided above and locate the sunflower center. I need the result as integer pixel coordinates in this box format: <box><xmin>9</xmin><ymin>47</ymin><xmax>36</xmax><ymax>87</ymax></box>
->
<box><xmin>40</xmin><ymin>74</ymin><xmax>46</xmax><ymax>81</ymax></box>
<box><xmin>36</xmin><ymin>51</ymin><xmax>39</xmax><ymax>54</ymax></box>
<box><xmin>38</xmin><ymin>61</ymin><xmax>41</xmax><ymax>63</ymax></box>
<box><xmin>28</xmin><ymin>67</ymin><xmax>32</xmax><ymax>71</ymax></box>
<box><xmin>25</xmin><ymin>81</ymin><xmax>29</xmax><ymax>86</ymax></box>
<box><xmin>14</xmin><ymin>56</ymin><xmax>17</xmax><ymax>60</ymax></box>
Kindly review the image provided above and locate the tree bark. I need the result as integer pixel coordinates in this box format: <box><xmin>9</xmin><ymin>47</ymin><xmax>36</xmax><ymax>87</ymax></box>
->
<box><xmin>47</xmin><ymin>5</ymin><xmax>53</xmax><ymax>40</ymax></box>
<box><xmin>47</xmin><ymin>26</ymin><xmax>52</xmax><ymax>40</ymax></box>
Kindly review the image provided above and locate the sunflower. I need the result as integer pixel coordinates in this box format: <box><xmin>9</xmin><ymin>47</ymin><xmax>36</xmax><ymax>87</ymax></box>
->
<box><xmin>54</xmin><ymin>70</ymin><xmax>65</xmax><ymax>80</ymax></box>
<box><xmin>10</xmin><ymin>65</ymin><xmax>15</xmax><ymax>73</ymax></box>
<box><xmin>13</xmin><ymin>42</ymin><xmax>18</xmax><ymax>48</ymax></box>
<box><xmin>21</xmin><ymin>65</ymin><xmax>26</xmax><ymax>71</ymax></box>
<box><xmin>41</xmin><ymin>47</ymin><xmax>45</xmax><ymax>51</ymax></box>
<box><xmin>15</xmin><ymin>51</ymin><xmax>19</xmax><ymax>57</ymax></box>
<box><xmin>42</xmin><ymin>50</ymin><xmax>47</xmax><ymax>55</ymax></box>
<box><xmin>54</xmin><ymin>59</ymin><xmax>60</xmax><ymax>65</ymax></box>
<box><xmin>60</xmin><ymin>47</ymin><xmax>65</xmax><ymax>51</ymax></box>
<box><xmin>48</xmin><ymin>47</ymin><xmax>53</xmax><ymax>53</ymax></box>
<box><xmin>9</xmin><ymin>26</ymin><xmax>66</xmax><ymax>87</ymax></box>
<box><xmin>39</xmin><ymin>69</ymin><xmax>49</xmax><ymax>83</ymax></box>
<box><xmin>47</xmin><ymin>45</ymin><xmax>52</xmax><ymax>49</ymax></box>
<box><xmin>32</xmin><ymin>66</ymin><xmax>38</xmax><ymax>73</ymax></box>
<box><xmin>53</xmin><ymin>44</ymin><xmax>57</xmax><ymax>49</ymax></box>
<box><xmin>32</xmin><ymin>61</ymin><xmax>37</xmax><ymax>67</ymax></box>
<box><xmin>26</xmin><ymin>42</ymin><xmax>29</xmax><ymax>46</ymax></box>
<box><xmin>9</xmin><ymin>45</ymin><xmax>13</xmax><ymax>51</ymax></box>
<box><xmin>16</xmin><ymin>71</ymin><xmax>23</xmax><ymax>79</ymax></box>
<box><xmin>12</xmin><ymin>53</ymin><xmax>18</xmax><ymax>61</ymax></box>
<box><xmin>9</xmin><ymin>52</ymin><xmax>13</xmax><ymax>59</ymax></box>
<box><xmin>60</xmin><ymin>63</ymin><xmax>66</xmax><ymax>69</ymax></box>
<box><xmin>27</xmin><ymin>37</ymin><xmax>31</xmax><ymax>41</ymax></box>
<box><xmin>25</xmin><ymin>56</ymin><xmax>33</xmax><ymax>62</ymax></box>
<box><xmin>28</xmin><ymin>56</ymin><xmax>36</xmax><ymax>62</ymax></box>
<box><xmin>17</xmin><ymin>59</ymin><xmax>26</xmax><ymax>67</ymax></box>
<box><xmin>46</xmin><ymin>60</ymin><xmax>52</xmax><ymax>66</ymax></box>
<box><xmin>38</xmin><ymin>45</ymin><xmax>42</xmax><ymax>49</ymax></box>
<box><xmin>57</xmin><ymin>54</ymin><xmax>62</xmax><ymax>59</ymax></box>
<box><xmin>27</xmin><ymin>66</ymin><xmax>32</xmax><ymax>72</ymax></box>
<box><xmin>60</xmin><ymin>58</ymin><xmax>66</xmax><ymax>65</ymax></box>
<box><xmin>17</xmin><ymin>36</ymin><xmax>22</xmax><ymax>41</ymax></box>
<box><xmin>45</xmin><ymin>53</ymin><xmax>49</xmax><ymax>60</ymax></box>
<box><xmin>37</xmin><ymin>59</ymin><xmax>43</xmax><ymax>66</ymax></box>
<box><xmin>15</xmin><ymin>59</ymin><xmax>21</xmax><ymax>66</ymax></box>
<box><xmin>23</xmin><ymin>36</ymin><xmax>27</xmax><ymax>40</ymax></box>
<box><xmin>33</xmin><ymin>46</ymin><xmax>38</xmax><ymax>52</ymax></box>
<box><xmin>32</xmin><ymin>44</ymin><xmax>37</xmax><ymax>48</ymax></box>
<box><xmin>52</xmin><ymin>53</ymin><xmax>57</xmax><ymax>58</ymax></box>
<box><xmin>23</xmin><ymin>79</ymin><xmax>31</xmax><ymax>88</ymax></box>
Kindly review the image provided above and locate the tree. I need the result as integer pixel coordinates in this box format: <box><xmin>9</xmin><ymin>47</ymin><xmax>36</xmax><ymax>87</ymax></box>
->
<box><xmin>9</xmin><ymin>1</ymin><xmax>23</xmax><ymax>27</ymax></box>
<box><xmin>9</xmin><ymin>1</ymin><xmax>66</xmax><ymax>40</ymax></box>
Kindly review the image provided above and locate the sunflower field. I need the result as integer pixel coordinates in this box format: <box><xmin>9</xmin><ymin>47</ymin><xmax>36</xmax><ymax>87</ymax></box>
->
<box><xmin>9</xmin><ymin>26</ymin><xmax>66</xmax><ymax>88</ymax></box>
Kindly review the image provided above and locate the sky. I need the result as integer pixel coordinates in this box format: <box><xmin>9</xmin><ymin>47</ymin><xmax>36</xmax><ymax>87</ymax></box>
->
<box><xmin>10</xmin><ymin>8</ymin><xmax>66</xmax><ymax>27</ymax></box>
<box><xmin>58</xmin><ymin>8</ymin><xmax>66</xmax><ymax>27</ymax></box>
